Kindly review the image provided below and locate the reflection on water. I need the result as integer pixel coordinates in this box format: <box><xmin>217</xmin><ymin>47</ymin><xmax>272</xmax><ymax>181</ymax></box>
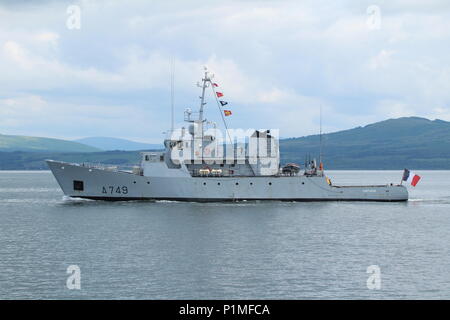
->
<box><xmin>0</xmin><ymin>170</ymin><xmax>449</xmax><ymax>299</ymax></box>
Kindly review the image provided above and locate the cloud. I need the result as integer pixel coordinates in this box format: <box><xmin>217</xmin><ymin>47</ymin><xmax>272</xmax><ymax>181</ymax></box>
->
<box><xmin>0</xmin><ymin>94</ymin><xmax>165</xmax><ymax>142</ymax></box>
<box><xmin>369</xmin><ymin>49</ymin><xmax>395</xmax><ymax>70</ymax></box>
<box><xmin>0</xmin><ymin>0</ymin><xmax>450</xmax><ymax>141</ymax></box>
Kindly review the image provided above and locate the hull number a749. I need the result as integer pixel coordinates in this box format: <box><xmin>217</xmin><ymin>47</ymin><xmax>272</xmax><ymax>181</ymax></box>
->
<box><xmin>102</xmin><ymin>186</ymin><xmax>128</xmax><ymax>194</ymax></box>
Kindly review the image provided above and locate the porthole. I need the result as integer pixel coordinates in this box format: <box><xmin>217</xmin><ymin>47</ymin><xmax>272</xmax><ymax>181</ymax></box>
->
<box><xmin>235</xmin><ymin>182</ymin><xmax>239</xmax><ymax>186</ymax></box>
<box><xmin>133</xmin><ymin>181</ymin><xmax>136</xmax><ymax>184</ymax></box>
<box><xmin>147</xmin><ymin>182</ymin><xmax>150</xmax><ymax>184</ymax></box>
<box><xmin>73</xmin><ymin>180</ymin><xmax>84</xmax><ymax>191</ymax></box>
<box><xmin>203</xmin><ymin>182</ymin><xmax>206</xmax><ymax>186</ymax></box>
<box><xmin>217</xmin><ymin>182</ymin><xmax>221</xmax><ymax>186</ymax></box>
<box><xmin>250</xmin><ymin>182</ymin><xmax>253</xmax><ymax>186</ymax></box>
<box><xmin>269</xmin><ymin>182</ymin><xmax>272</xmax><ymax>185</ymax></box>
<box><xmin>302</xmin><ymin>182</ymin><xmax>305</xmax><ymax>185</ymax></box>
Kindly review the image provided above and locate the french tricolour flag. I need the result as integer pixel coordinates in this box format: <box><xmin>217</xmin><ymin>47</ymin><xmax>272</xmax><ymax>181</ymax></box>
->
<box><xmin>402</xmin><ymin>169</ymin><xmax>421</xmax><ymax>187</ymax></box>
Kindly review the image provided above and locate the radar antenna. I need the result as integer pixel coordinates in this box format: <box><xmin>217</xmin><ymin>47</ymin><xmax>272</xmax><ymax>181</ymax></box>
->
<box><xmin>170</xmin><ymin>58</ymin><xmax>175</xmax><ymax>132</ymax></box>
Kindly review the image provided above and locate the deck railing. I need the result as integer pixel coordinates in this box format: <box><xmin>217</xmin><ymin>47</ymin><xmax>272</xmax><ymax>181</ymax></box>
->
<box><xmin>78</xmin><ymin>162</ymin><xmax>140</xmax><ymax>173</ymax></box>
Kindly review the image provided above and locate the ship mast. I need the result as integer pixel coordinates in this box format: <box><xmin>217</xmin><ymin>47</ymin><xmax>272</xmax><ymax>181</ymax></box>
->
<box><xmin>198</xmin><ymin>69</ymin><xmax>209</xmax><ymax>122</ymax></box>
<box><xmin>194</xmin><ymin>67</ymin><xmax>233</xmax><ymax>146</ymax></box>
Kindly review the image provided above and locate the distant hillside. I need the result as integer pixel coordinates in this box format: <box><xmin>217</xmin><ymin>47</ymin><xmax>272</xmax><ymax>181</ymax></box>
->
<box><xmin>1</xmin><ymin>117</ymin><xmax>450</xmax><ymax>170</ymax></box>
<box><xmin>0</xmin><ymin>150</ymin><xmax>141</xmax><ymax>170</ymax></box>
<box><xmin>0</xmin><ymin>134</ymin><xmax>100</xmax><ymax>153</ymax></box>
<box><xmin>280</xmin><ymin>117</ymin><xmax>450</xmax><ymax>169</ymax></box>
<box><xmin>75</xmin><ymin>137</ymin><xmax>163</xmax><ymax>151</ymax></box>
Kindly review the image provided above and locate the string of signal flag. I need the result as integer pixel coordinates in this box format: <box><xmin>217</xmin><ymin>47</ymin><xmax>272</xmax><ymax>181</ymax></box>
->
<box><xmin>213</xmin><ymin>83</ymin><xmax>232</xmax><ymax>116</ymax></box>
<box><xmin>210</xmin><ymin>80</ymin><xmax>233</xmax><ymax>145</ymax></box>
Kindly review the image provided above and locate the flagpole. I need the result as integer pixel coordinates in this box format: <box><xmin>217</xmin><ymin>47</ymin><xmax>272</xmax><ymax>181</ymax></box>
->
<box><xmin>319</xmin><ymin>104</ymin><xmax>323</xmax><ymax>167</ymax></box>
<box><xmin>400</xmin><ymin>169</ymin><xmax>406</xmax><ymax>185</ymax></box>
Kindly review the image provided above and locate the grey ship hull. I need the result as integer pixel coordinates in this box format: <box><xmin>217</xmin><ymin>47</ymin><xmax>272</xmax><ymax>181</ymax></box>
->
<box><xmin>47</xmin><ymin>160</ymin><xmax>408</xmax><ymax>202</ymax></box>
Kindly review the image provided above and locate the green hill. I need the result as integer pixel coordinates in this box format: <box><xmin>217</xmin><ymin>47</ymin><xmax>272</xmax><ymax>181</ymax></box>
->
<box><xmin>0</xmin><ymin>134</ymin><xmax>100</xmax><ymax>153</ymax></box>
<box><xmin>1</xmin><ymin>117</ymin><xmax>450</xmax><ymax>170</ymax></box>
<box><xmin>0</xmin><ymin>150</ymin><xmax>142</xmax><ymax>170</ymax></box>
<box><xmin>280</xmin><ymin>117</ymin><xmax>450</xmax><ymax>169</ymax></box>
<box><xmin>74</xmin><ymin>137</ymin><xmax>163</xmax><ymax>151</ymax></box>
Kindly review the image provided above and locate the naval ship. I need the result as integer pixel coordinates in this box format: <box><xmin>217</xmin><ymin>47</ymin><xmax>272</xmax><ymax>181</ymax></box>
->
<box><xmin>47</xmin><ymin>71</ymin><xmax>408</xmax><ymax>202</ymax></box>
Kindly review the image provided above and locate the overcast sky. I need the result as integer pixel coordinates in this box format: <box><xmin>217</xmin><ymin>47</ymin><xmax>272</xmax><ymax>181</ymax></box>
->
<box><xmin>1</xmin><ymin>0</ymin><xmax>449</xmax><ymax>142</ymax></box>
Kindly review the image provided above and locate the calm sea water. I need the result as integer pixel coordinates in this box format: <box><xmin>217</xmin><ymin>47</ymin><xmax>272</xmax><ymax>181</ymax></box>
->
<box><xmin>0</xmin><ymin>170</ymin><xmax>449</xmax><ymax>300</ymax></box>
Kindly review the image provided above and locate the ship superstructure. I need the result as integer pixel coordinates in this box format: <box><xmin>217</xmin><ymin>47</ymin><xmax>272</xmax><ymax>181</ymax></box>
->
<box><xmin>47</xmin><ymin>70</ymin><xmax>408</xmax><ymax>201</ymax></box>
